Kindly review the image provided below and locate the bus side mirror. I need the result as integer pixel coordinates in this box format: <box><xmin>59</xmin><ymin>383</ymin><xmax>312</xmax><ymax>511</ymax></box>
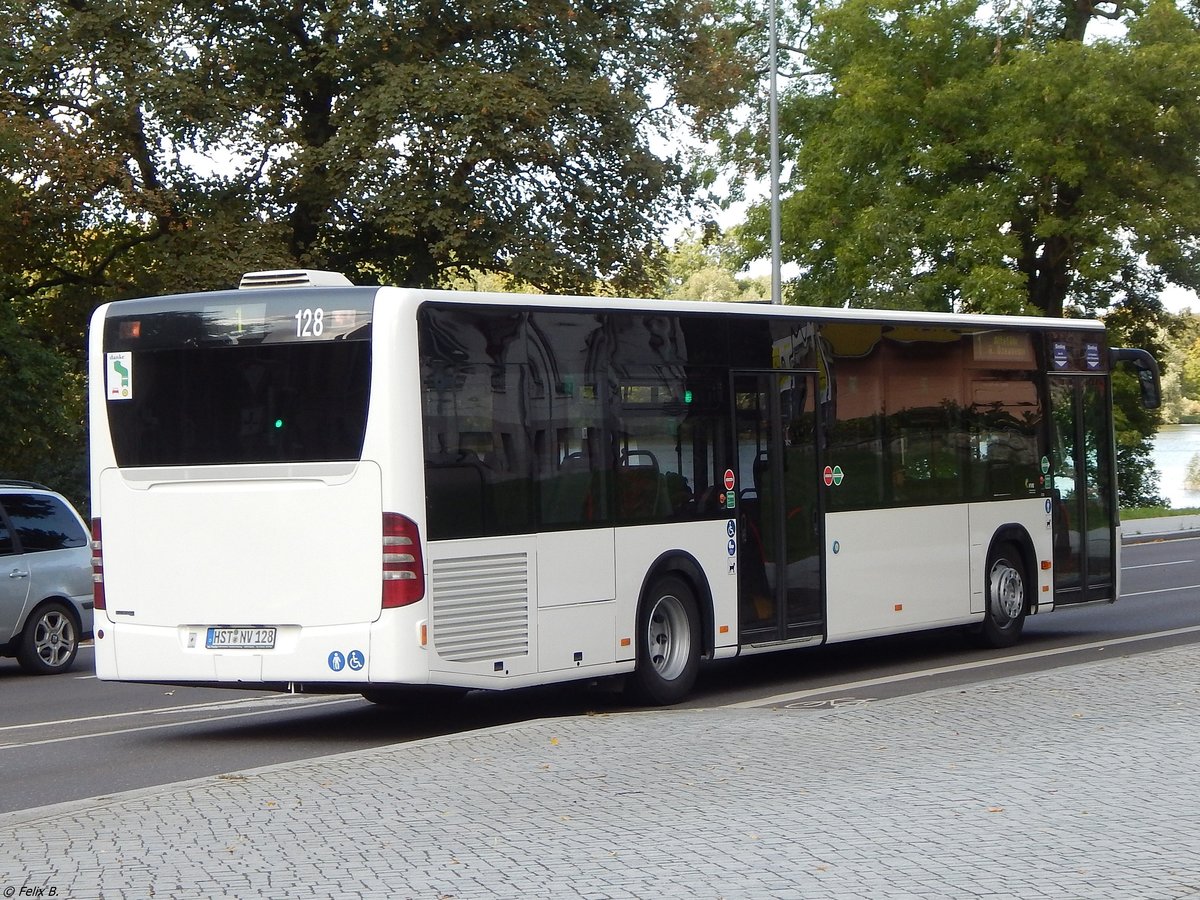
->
<box><xmin>1110</xmin><ymin>347</ymin><xmax>1162</xmax><ymax>410</ymax></box>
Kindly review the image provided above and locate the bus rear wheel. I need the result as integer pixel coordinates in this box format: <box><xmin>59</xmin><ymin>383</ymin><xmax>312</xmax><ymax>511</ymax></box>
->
<box><xmin>628</xmin><ymin>575</ymin><xmax>700</xmax><ymax>706</ymax></box>
<box><xmin>979</xmin><ymin>542</ymin><xmax>1027</xmax><ymax>648</ymax></box>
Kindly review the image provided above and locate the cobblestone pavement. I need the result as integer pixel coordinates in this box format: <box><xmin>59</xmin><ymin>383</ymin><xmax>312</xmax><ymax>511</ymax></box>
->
<box><xmin>2</xmin><ymin>645</ymin><xmax>1199</xmax><ymax>899</ymax></box>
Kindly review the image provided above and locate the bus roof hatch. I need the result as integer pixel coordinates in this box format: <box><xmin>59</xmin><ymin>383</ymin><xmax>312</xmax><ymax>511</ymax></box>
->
<box><xmin>239</xmin><ymin>269</ymin><xmax>353</xmax><ymax>289</ymax></box>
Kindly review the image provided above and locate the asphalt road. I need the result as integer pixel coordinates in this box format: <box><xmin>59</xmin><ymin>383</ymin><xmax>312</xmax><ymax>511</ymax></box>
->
<box><xmin>2</xmin><ymin>530</ymin><xmax>1197</xmax><ymax>815</ymax></box>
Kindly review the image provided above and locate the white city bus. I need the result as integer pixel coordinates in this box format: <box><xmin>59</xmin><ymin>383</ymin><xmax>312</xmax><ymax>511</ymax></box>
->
<box><xmin>87</xmin><ymin>270</ymin><xmax>1160</xmax><ymax>704</ymax></box>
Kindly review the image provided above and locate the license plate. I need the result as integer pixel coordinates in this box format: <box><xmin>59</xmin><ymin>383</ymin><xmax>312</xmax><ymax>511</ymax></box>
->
<box><xmin>205</xmin><ymin>627</ymin><xmax>277</xmax><ymax>650</ymax></box>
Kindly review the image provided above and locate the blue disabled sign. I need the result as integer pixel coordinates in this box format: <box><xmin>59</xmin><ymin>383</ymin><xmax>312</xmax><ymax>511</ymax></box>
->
<box><xmin>347</xmin><ymin>650</ymin><xmax>365</xmax><ymax>671</ymax></box>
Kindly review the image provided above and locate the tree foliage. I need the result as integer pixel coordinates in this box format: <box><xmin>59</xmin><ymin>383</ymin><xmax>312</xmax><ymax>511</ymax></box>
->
<box><xmin>0</xmin><ymin>0</ymin><xmax>752</xmax><ymax>490</ymax></box>
<box><xmin>0</xmin><ymin>301</ymin><xmax>84</xmax><ymax>502</ymax></box>
<box><xmin>731</xmin><ymin>0</ymin><xmax>1200</xmax><ymax>318</ymax></box>
<box><xmin>0</xmin><ymin>0</ymin><xmax>753</xmax><ymax>309</ymax></box>
<box><xmin>725</xmin><ymin>0</ymin><xmax>1200</xmax><ymax>506</ymax></box>
<box><xmin>656</xmin><ymin>229</ymin><xmax>770</xmax><ymax>301</ymax></box>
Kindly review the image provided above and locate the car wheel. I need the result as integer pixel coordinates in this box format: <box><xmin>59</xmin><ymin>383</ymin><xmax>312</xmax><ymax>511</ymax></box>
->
<box><xmin>628</xmin><ymin>574</ymin><xmax>701</xmax><ymax>706</ymax></box>
<box><xmin>979</xmin><ymin>543</ymin><xmax>1027</xmax><ymax>649</ymax></box>
<box><xmin>17</xmin><ymin>600</ymin><xmax>80</xmax><ymax>674</ymax></box>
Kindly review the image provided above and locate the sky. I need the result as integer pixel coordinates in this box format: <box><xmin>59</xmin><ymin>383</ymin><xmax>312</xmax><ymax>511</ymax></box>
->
<box><xmin>1163</xmin><ymin>285</ymin><xmax>1199</xmax><ymax>315</ymax></box>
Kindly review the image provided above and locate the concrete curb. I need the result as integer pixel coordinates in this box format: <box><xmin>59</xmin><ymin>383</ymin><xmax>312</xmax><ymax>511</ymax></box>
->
<box><xmin>1121</xmin><ymin>513</ymin><xmax>1200</xmax><ymax>537</ymax></box>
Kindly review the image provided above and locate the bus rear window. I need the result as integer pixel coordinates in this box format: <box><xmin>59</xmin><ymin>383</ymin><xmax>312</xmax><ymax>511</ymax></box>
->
<box><xmin>105</xmin><ymin>342</ymin><xmax>371</xmax><ymax>466</ymax></box>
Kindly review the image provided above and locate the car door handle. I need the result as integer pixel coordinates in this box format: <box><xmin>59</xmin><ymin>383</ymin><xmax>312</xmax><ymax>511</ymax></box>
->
<box><xmin>7</xmin><ymin>569</ymin><xmax>29</xmax><ymax>578</ymax></box>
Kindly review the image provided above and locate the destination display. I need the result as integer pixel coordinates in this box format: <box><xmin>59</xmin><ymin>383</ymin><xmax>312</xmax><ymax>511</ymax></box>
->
<box><xmin>103</xmin><ymin>287</ymin><xmax>374</xmax><ymax>351</ymax></box>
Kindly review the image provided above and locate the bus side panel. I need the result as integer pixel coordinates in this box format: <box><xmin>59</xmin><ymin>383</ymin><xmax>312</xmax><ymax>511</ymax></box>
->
<box><xmin>422</xmin><ymin>522</ymin><xmax>732</xmax><ymax>687</ymax></box>
<box><xmin>614</xmin><ymin>520</ymin><xmax>737</xmax><ymax>656</ymax></box>
<box><xmin>825</xmin><ymin>505</ymin><xmax>972</xmax><ymax>641</ymax></box>
<box><xmin>967</xmin><ymin>497</ymin><xmax>1054</xmax><ymax>615</ymax></box>
<box><xmin>426</xmin><ymin>535</ymin><xmax>541</xmax><ymax>683</ymax></box>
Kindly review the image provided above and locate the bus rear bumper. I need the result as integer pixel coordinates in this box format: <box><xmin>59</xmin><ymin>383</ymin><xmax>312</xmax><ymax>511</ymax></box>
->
<box><xmin>93</xmin><ymin>614</ymin><xmax>430</xmax><ymax>686</ymax></box>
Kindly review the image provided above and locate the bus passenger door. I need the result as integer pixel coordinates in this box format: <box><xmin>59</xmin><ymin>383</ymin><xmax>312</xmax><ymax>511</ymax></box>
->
<box><xmin>733</xmin><ymin>371</ymin><xmax>823</xmax><ymax>643</ymax></box>
<box><xmin>1049</xmin><ymin>376</ymin><xmax>1116</xmax><ymax>604</ymax></box>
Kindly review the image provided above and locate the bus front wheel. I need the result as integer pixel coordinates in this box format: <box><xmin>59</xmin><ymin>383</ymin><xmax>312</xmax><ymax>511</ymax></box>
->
<box><xmin>979</xmin><ymin>542</ymin><xmax>1027</xmax><ymax>648</ymax></box>
<box><xmin>628</xmin><ymin>575</ymin><xmax>701</xmax><ymax>706</ymax></box>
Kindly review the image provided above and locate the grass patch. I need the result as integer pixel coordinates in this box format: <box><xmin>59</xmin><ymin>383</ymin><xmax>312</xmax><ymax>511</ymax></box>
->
<box><xmin>1121</xmin><ymin>506</ymin><xmax>1200</xmax><ymax>519</ymax></box>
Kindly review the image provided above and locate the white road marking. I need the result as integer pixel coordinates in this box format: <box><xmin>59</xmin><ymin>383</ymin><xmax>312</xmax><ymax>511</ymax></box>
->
<box><xmin>0</xmin><ymin>693</ymin><xmax>347</xmax><ymax>734</ymax></box>
<box><xmin>725</xmin><ymin>623</ymin><xmax>1200</xmax><ymax>710</ymax></box>
<box><xmin>1122</xmin><ymin>560</ymin><xmax>1193</xmax><ymax>570</ymax></box>
<box><xmin>1121</xmin><ymin>583</ymin><xmax>1200</xmax><ymax>598</ymax></box>
<box><xmin>0</xmin><ymin>697</ymin><xmax>359</xmax><ymax>751</ymax></box>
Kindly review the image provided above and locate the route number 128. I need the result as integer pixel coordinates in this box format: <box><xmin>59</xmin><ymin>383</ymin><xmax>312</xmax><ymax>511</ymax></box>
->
<box><xmin>295</xmin><ymin>307</ymin><xmax>325</xmax><ymax>337</ymax></box>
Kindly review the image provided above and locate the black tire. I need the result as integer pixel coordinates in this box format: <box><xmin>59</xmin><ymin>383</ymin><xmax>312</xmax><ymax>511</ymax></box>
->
<box><xmin>978</xmin><ymin>542</ymin><xmax>1028</xmax><ymax>649</ymax></box>
<box><xmin>628</xmin><ymin>575</ymin><xmax>701</xmax><ymax>706</ymax></box>
<box><xmin>16</xmin><ymin>600</ymin><xmax>79</xmax><ymax>675</ymax></box>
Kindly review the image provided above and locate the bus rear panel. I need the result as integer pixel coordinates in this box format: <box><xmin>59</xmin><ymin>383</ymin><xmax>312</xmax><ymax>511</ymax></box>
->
<box><xmin>89</xmin><ymin>285</ymin><xmax>432</xmax><ymax>687</ymax></box>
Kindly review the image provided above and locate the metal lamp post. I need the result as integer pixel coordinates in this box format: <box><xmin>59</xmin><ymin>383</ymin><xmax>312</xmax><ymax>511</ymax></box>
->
<box><xmin>769</xmin><ymin>0</ymin><xmax>782</xmax><ymax>305</ymax></box>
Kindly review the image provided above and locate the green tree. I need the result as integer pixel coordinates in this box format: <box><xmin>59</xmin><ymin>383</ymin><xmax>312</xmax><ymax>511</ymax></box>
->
<box><xmin>657</xmin><ymin>230</ymin><xmax>770</xmax><ymax>301</ymax></box>
<box><xmin>1105</xmin><ymin>292</ymin><xmax>1168</xmax><ymax>506</ymax></box>
<box><xmin>731</xmin><ymin>0</ymin><xmax>1200</xmax><ymax>319</ymax></box>
<box><xmin>0</xmin><ymin>302</ymin><xmax>85</xmax><ymax>504</ymax></box>
<box><xmin>0</xmin><ymin>0</ymin><xmax>752</xmax><ymax>489</ymax></box>
<box><xmin>1158</xmin><ymin>309</ymin><xmax>1200</xmax><ymax>422</ymax></box>
<box><xmin>726</xmin><ymin>0</ymin><xmax>1200</xmax><ymax>507</ymax></box>
<box><xmin>0</xmin><ymin>1</ymin><xmax>751</xmax><ymax>307</ymax></box>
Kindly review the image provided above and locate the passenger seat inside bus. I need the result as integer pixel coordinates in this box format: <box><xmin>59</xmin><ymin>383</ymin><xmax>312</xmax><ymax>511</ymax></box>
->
<box><xmin>615</xmin><ymin>451</ymin><xmax>671</xmax><ymax>521</ymax></box>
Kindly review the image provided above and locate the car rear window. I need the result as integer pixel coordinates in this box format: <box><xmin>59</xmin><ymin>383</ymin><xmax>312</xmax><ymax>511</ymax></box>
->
<box><xmin>0</xmin><ymin>494</ymin><xmax>87</xmax><ymax>552</ymax></box>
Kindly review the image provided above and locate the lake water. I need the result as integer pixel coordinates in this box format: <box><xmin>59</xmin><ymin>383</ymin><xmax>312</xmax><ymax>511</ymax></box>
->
<box><xmin>1152</xmin><ymin>424</ymin><xmax>1200</xmax><ymax>509</ymax></box>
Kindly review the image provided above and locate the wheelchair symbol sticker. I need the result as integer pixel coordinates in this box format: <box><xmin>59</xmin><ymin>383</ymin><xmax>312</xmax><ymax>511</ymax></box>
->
<box><xmin>329</xmin><ymin>650</ymin><xmax>365</xmax><ymax>672</ymax></box>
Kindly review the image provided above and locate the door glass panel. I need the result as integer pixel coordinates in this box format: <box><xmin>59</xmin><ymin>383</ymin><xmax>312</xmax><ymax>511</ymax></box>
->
<box><xmin>1081</xmin><ymin>379</ymin><xmax>1114</xmax><ymax>590</ymax></box>
<box><xmin>735</xmin><ymin>378</ymin><xmax>774</xmax><ymax>633</ymax></box>
<box><xmin>1050</xmin><ymin>379</ymin><xmax>1082</xmax><ymax>592</ymax></box>
<box><xmin>1050</xmin><ymin>376</ymin><xmax>1115</xmax><ymax>600</ymax></box>
<box><xmin>735</xmin><ymin>372</ymin><xmax>822</xmax><ymax>640</ymax></box>
<box><xmin>780</xmin><ymin>375</ymin><xmax>821</xmax><ymax>633</ymax></box>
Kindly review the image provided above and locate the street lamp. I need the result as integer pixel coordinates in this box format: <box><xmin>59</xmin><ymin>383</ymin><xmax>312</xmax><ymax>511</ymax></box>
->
<box><xmin>768</xmin><ymin>0</ymin><xmax>782</xmax><ymax>305</ymax></box>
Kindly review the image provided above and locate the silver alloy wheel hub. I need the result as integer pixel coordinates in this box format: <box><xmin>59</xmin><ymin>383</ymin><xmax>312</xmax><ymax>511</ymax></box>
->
<box><xmin>34</xmin><ymin>610</ymin><xmax>75</xmax><ymax>667</ymax></box>
<box><xmin>646</xmin><ymin>593</ymin><xmax>689</xmax><ymax>681</ymax></box>
<box><xmin>989</xmin><ymin>559</ymin><xmax>1024</xmax><ymax>623</ymax></box>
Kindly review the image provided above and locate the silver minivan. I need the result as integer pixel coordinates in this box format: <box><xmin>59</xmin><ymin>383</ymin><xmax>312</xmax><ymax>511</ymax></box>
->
<box><xmin>0</xmin><ymin>482</ymin><xmax>94</xmax><ymax>674</ymax></box>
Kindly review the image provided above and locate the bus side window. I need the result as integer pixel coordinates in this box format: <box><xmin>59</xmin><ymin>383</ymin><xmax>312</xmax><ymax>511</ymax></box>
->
<box><xmin>425</xmin><ymin>458</ymin><xmax>486</xmax><ymax>539</ymax></box>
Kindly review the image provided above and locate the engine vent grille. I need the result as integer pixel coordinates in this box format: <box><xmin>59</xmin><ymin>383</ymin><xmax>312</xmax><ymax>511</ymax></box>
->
<box><xmin>430</xmin><ymin>553</ymin><xmax>529</xmax><ymax>663</ymax></box>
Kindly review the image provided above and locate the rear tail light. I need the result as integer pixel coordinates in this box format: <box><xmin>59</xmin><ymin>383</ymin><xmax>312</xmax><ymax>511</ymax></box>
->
<box><xmin>382</xmin><ymin>513</ymin><xmax>424</xmax><ymax>608</ymax></box>
<box><xmin>91</xmin><ymin>518</ymin><xmax>106</xmax><ymax>611</ymax></box>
